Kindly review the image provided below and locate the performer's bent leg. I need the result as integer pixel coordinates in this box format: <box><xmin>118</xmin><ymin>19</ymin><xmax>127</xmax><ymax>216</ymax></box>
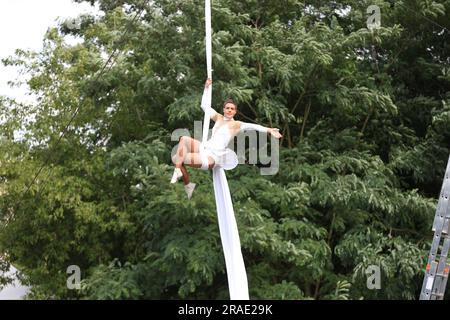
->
<box><xmin>171</xmin><ymin>136</ymin><xmax>202</xmax><ymax>183</ymax></box>
<box><xmin>184</xmin><ymin>153</ymin><xmax>215</xmax><ymax>170</ymax></box>
<box><xmin>179</xmin><ymin>164</ymin><xmax>189</xmax><ymax>185</ymax></box>
<box><xmin>171</xmin><ymin>152</ymin><xmax>214</xmax><ymax>198</ymax></box>
<box><xmin>173</xmin><ymin>136</ymin><xmax>201</xmax><ymax>168</ymax></box>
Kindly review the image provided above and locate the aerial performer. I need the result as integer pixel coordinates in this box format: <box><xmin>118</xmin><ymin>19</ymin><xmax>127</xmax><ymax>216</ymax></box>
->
<box><xmin>168</xmin><ymin>0</ymin><xmax>282</xmax><ymax>300</ymax></box>
<box><xmin>170</xmin><ymin>78</ymin><xmax>283</xmax><ymax>198</ymax></box>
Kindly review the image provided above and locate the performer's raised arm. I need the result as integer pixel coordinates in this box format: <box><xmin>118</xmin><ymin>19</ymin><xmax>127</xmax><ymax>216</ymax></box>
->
<box><xmin>201</xmin><ymin>78</ymin><xmax>221</xmax><ymax>122</ymax></box>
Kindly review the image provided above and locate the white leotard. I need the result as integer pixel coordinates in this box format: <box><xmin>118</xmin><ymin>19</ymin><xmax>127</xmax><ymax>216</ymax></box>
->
<box><xmin>200</xmin><ymin>88</ymin><xmax>268</xmax><ymax>170</ymax></box>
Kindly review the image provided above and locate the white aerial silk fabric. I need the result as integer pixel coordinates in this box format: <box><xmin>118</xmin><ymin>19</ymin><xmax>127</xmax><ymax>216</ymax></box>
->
<box><xmin>202</xmin><ymin>0</ymin><xmax>249</xmax><ymax>300</ymax></box>
<box><xmin>202</xmin><ymin>0</ymin><xmax>212</xmax><ymax>144</ymax></box>
<box><xmin>212</xmin><ymin>167</ymin><xmax>249</xmax><ymax>300</ymax></box>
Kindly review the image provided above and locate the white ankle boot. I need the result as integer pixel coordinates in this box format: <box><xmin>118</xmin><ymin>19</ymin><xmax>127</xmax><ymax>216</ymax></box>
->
<box><xmin>170</xmin><ymin>168</ymin><xmax>183</xmax><ymax>184</ymax></box>
<box><xmin>184</xmin><ymin>182</ymin><xmax>196</xmax><ymax>199</ymax></box>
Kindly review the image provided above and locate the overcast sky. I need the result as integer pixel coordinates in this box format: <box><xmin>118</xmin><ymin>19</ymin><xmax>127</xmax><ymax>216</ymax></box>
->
<box><xmin>0</xmin><ymin>0</ymin><xmax>100</xmax><ymax>103</ymax></box>
<box><xmin>0</xmin><ymin>0</ymin><xmax>100</xmax><ymax>299</ymax></box>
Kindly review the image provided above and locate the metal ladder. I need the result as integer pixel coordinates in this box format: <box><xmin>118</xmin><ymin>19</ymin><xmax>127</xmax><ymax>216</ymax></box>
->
<box><xmin>420</xmin><ymin>155</ymin><xmax>450</xmax><ymax>300</ymax></box>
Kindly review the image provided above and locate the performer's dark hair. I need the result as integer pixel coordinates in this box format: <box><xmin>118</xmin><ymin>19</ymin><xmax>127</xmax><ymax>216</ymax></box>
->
<box><xmin>223</xmin><ymin>98</ymin><xmax>237</xmax><ymax>109</ymax></box>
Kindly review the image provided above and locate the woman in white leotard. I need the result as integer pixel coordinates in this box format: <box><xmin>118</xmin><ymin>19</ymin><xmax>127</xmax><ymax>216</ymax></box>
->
<box><xmin>171</xmin><ymin>79</ymin><xmax>283</xmax><ymax>198</ymax></box>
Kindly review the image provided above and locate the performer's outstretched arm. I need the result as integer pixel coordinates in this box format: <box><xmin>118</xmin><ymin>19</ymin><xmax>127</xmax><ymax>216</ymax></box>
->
<box><xmin>201</xmin><ymin>79</ymin><xmax>221</xmax><ymax>122</ymax></box>
<box><xmin>239</xmin><ymin>121</ymin><xmax>283</xmax><ymax>138</ymax></box>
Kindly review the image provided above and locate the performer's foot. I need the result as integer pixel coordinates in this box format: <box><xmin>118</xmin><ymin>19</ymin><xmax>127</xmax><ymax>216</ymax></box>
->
<box><xmin>184</xmin><ymin>182</ymin><xmax>196</xmax><ymax>200</ymax></box>
<box><xmin>170</xmin><ymin>168</ymin><xmax>183</xmax><ymax>184</ymax></box>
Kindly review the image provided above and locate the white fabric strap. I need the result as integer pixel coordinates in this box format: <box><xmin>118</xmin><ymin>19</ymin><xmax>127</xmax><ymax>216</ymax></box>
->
<box><xmin>202</xmin><ymin>87</ymin><xmax>212</xmax><ymax>143</ymax></box>
<box><xmin>202</xmin><ymin>0</ymin><xmax>212</xmax><ymax>143</ymax></box>
<box><xmin>213</xmin><ymin>167</ymin><xmax>249</xmax><ymax>300</ymax></box>
<box><xmin>199</xmin><ymin>144</ymin><xmax>210</xmax><ymax>170</ymax></box>
<box><xmin>205</xmin><ymin>0</ymin><xmax>212</xmax><ymax>80</ymax></box>
<box><xmin>201</xmin><ymin>88</ymin><xmax>218</xmax><ymax>120</ymax></box>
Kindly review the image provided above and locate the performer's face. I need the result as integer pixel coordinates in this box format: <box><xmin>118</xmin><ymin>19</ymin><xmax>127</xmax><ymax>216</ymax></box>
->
<box><xmin>223</xmin><ymin>103</ymin><xmax>237</xmax><ymax>118</ymax></box>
